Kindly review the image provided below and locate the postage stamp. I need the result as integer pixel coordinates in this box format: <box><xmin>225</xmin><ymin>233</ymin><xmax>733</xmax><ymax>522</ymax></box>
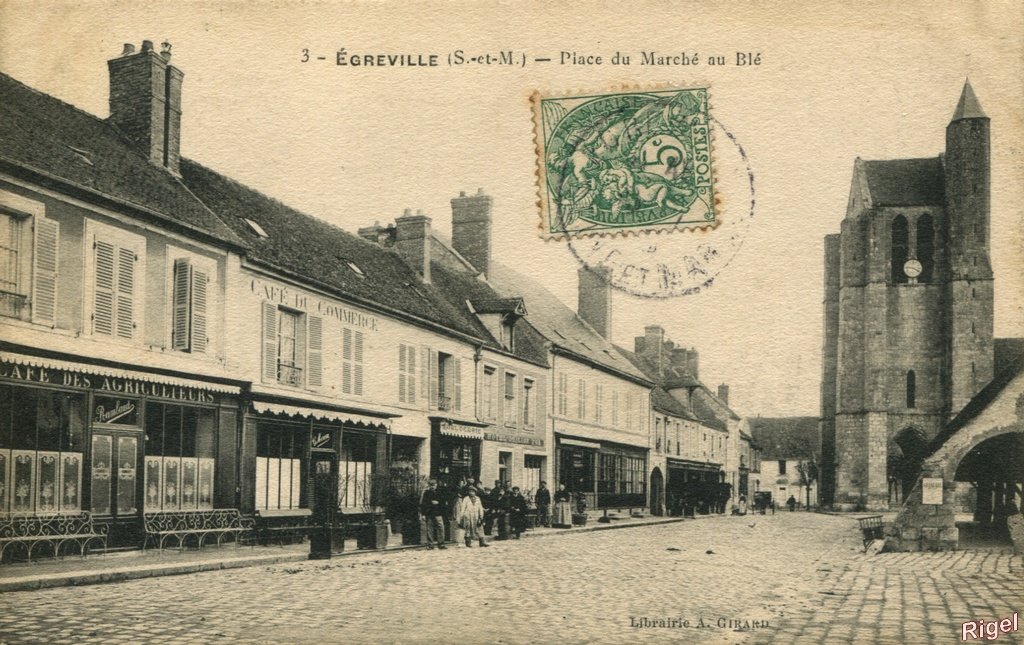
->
<box><xmin>533</xmin><ymin>86</ymin><xmax>717</xmax><ymax>240</ymax></box>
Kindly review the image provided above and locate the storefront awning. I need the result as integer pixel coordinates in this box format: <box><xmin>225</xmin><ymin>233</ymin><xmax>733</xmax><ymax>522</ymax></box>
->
<box><xmin>667</xmin><ymin>459</ymin><xmax>722</xmax><ymax>473</ymax></box>
<box><xmin>0</xmin><ymin>351</ymin><xmax>241</xmax><ymax>394</ymax></box>
<box><xmin>559</xmin><ymin>437</ymin><xmax>602</xmax><ymax>450</ymax></box>
<box><xmin>251</xmin><ymin>401</ymin><xmax>389</xmax><ymax>428</ymax></box>
<box><xmin>437</xmin><ymin>420</ymin><xmax>484</xmax><ymax>440</ymax></box>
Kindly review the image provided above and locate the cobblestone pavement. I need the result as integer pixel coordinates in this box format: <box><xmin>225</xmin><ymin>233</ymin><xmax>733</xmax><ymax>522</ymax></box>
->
<box><xmin>756</xmin><ymin>546</ymin><xmax>1024</xmax><ymax>645</ymax></box>
<box><xmin>0</xmin><ymin>513</ymin><xmax>1019</xmax><ymax>644</ymax></box>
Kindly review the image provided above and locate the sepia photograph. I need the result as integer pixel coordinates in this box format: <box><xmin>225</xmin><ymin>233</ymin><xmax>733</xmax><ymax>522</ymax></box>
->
<box><xmin>0</xmin><ymin>1</ymin><xmax>1021</xmax><ymax>643</ymax></box>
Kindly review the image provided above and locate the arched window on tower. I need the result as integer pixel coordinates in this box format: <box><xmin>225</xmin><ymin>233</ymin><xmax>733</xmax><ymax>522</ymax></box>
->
<box><xmin>892</xmin><ymin>215</ymin><xmax>909</xmax><ymax>284</ymax></box>
<box><xmin>916</xmin><ymin>214</ymin><xmax>934</xmax><ymax>283</ymax></box>
<box><xmin>906</xmin><ymin>370</ymin><xmax>916</xmax><ymax>409</ymax></box>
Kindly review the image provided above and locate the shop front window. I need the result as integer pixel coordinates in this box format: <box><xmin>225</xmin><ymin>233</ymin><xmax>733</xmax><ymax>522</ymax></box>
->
<box><xmin>256</xmin><ymin>424</ymin><xmax>306</xmax><ymax>511</ymax></box>
<box><xmin>144</xmin><ymin>402</ymin><xmax>215</xmax><ymax>511</ymax></box>
<box><xmin>340</xmin><ymin>432</ymin><xmax>378</xmax><ymax>510</ymax></box>
<box><xmin>0</xmin><ymin>384</ymin><xmax>86</xmax><ymax>514</ymax></box>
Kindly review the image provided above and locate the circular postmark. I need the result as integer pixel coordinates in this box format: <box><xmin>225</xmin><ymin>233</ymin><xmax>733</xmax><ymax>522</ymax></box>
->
<box><xmin>562</xmin><ymin>117</ymin><xmax>755</xmax><ymax>298</ymax></box>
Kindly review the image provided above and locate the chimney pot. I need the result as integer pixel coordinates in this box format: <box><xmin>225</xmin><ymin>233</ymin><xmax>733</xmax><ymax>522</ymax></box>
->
<box><xmin>160</xmin><ymin>41</ymin><xmax>172</xmax><ymax>60</ymax></box>
<box><xmin>141</xmin><ymin>40</ymin><xmax>154</xmax><ymax>52</ymax></box>
<box><xmin>459</xmin><ymin>191</ymin><xmax>467</xmax><ymax>197</ymax></box>
<box><xmin>477</xmin><ymin>188</ymin><xmax>485</xmax><ymax>195</ymax></box>
<box><xmin>121</xmin><ymin>43</ymin><xmax>136</xmax><ymax>56</ymax></box>
<box><xmin>404</xmin><ymin>208</ymin><xmax>412</xmax><ymax>216</ymax></box>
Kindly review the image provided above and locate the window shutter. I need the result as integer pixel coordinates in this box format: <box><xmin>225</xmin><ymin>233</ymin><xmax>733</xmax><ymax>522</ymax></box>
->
<box><xmin>306</xmin><ymin>315</ymin><xmax>323</xmax><ymax>388</ymax></box>
<box><xmin>428</xmin><ymin>350</ymin><xmax>438</xmax><ymax>410</ymax></box>
<box><xmin>261</xmin><ymin>302</ymin><xmax>277</xmax><ymax>383</ymax></box>
<box><xmin>407</xmin><ymin>346</ymin><xmax>416</xmax><ymax>403</ymax></box>
<box><xmin>191</xmin><ymin>267</ymin><xmax>208</xmax><ymax>353</ymax></box>
<box><xmin>342</xmin><ymin>327</ymin><xmax>352</xmax><ymax>394</ymax></box>
<box><xmin>31</xmin><ymin>218</ymin><xmax>59</xmax><ymax>326</ymax></box>
<box><xmin>93</xmin><ymin>239</ymin><xmax>115</xmax><ymax>335</ymax></box>
<box><xmin>421</xmin><ymin>347</ymin><xmax>429</xmax><ymax>407</ymax></box>
<box><xmin>115</xmin><ymin>247</ymin><xmax>135</xmax><ymax>339</ymax></box>
<box><xmin>354</xmin><ymin>331</ymin><xmax>364</xmax><ymax>395</ymax></box>
<box><xmin>453</xmin><ymin>357</ymin><xmax>462</xmax><ymax>412</ymax></box>
<box><xmin>398</xmin><ymin>345</ymin><xmax>407</xmax><ymax>403</ymax></box>
<box><xmin>172</xmin><ymin>259</ymin><xmax>191</xmax><ymax>350</ymax></box>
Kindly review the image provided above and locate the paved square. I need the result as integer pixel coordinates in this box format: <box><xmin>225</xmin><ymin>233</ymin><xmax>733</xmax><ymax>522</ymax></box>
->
<box><xmin>1</xmin><ymin>514</ymin><xmax>1020</xmax><ymax>644</ymax></box>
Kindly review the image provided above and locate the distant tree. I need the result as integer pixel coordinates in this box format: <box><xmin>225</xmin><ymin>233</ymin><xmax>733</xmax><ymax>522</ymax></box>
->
<box><xmin>796</xmin><ymin>457</ymin><xmax>819</xmax><ymax>510</ymax></box>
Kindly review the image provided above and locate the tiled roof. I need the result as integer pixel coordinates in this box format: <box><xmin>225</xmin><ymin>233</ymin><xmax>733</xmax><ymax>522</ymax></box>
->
<box><xmin>930</xmin><ymin>338</ymin><xmax>1024</xmax><ymax>452</ymax></box>
<box><xmin>428</xmin><ymin>262</ymin><xmax>549</xmax><ymax>367</ymax></box>
<box><xmin>690</xmin><ymin>388</ymin><xmax>729</xmax><ymax>432</ymax></box>
<box><xmin>0</xmin><ymin>72</ymin><xmax>243</xmax><ymax>248</ymax></box>
<box><xmin>179</xmin><ymin>159</ymin><xmax>496</xmax><ymax>341</ymax></box>
<box><xmin>651</xmin><ymin>386</ymin><xmax>694</xmax><ymax>419</ymax></box>
<box><xmin>861</xmin><ymin>157</ymin><xmax>944</xmax><ymax>207</ymax></box>
<box><xmin>995</xmin><ymin>338</ymin><xmax>1024</xmax><ymax>377</ymax></box>
<box><xmin>748</xmin><ymin>417</ymin><xmax>820</xmax><ymax>460</ymax></box>
<box><xmin>487</xmin><ymin>262</ymin><xmax>650</xmax><ymax>384</ymax></box>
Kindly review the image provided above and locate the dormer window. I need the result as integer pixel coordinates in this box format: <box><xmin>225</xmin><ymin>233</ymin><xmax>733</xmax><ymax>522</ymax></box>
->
<box><xmin>500</xmin><ymin>316</ymin><xmax>514</xmax><ymax>351</ymax></box>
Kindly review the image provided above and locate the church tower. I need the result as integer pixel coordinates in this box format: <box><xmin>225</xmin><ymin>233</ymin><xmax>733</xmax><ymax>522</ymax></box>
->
<box><xmin>944</xmin><ymin>82</ymin><xmax>994</xmax><ymax>412</ymax></box>
<box><xmin>820</xmin><ymin>82</ymin><xmax>994</xmax><ymax>510</ymax></box>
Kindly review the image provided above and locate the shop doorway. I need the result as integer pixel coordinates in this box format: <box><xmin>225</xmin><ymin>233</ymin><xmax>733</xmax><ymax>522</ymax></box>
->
<box><xmin>650</xmin><ymin>467</ymin><xmax>664</xmax><ymax>516</ymax></box>
<box><xmin>90</xmin><ymin>429</ymin><xmax>142</xmax><ymax>546</ymax></box>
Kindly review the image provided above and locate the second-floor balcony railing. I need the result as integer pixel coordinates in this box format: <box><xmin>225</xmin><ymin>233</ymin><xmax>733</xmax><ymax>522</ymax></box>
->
<box><xmin>277</xmin><ymin>363</ymin><xmax>303</xmax><ymax>387</ymax></box>
<box><xmin>0</xmin><ymin>290</ymin><xmax>27</xmax><ymax>319</ymax></box>
<box><xmin>437</xmin><ymin>394</ymin><xmax>452</xmax><ymax>411</ymax></box>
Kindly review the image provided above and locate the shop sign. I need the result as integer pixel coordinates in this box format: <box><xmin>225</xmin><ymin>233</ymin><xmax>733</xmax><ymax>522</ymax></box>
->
<box><xmin>93</xmin><ymin>396</ymin><xmax>139</xmax><ymax>426</ymax></box>
<box><xmin>921</xmin><ymin>477</ymin><xmax>944</xmax><ymax>505</ymax></box>
<box><xmin>250</xmin><ymin>278</ymin><xmax>378</xmax><ymax>331</ymax></box>
<box><xmin>483</xmin><ymin>431</ymin><xmax>543</xmax><ymax>447</ymax></box>
<box><xmin>311</xmin><ymin>430</ymin><xmax>333</xmax><ymax>449</ymax></box>
<box><xmin>0</xmin><ymin>362</ymin><xmax>216</xmax><ymax>403</ymax></box>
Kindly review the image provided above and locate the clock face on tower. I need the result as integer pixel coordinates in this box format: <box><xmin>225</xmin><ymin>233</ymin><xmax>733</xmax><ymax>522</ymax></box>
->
<box><xmin>903</xmin><ymin>259</ymin><xmax>923</xmax><ymax>278</ymax></box>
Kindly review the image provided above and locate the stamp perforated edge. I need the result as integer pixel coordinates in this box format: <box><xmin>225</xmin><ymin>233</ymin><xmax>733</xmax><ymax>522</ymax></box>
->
<box><xmin>530</xmin><ymin>83</ymin><xmax>721</xmax><ymax>242</ymax></box>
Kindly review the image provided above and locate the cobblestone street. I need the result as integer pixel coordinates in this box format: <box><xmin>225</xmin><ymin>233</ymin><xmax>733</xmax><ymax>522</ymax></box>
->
<box><xmin>1</xmin><ymin>513</ymin><xmax>1020</xmax><ymax>644</ymax></box>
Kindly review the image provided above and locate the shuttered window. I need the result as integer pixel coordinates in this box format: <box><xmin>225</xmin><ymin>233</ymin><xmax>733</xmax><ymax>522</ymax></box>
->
<box><xmin>306</xmin><ymin>316</ymin><xmax>323</xmax><ymax>388</ymax></box>
<box><xmin>342</xmin><ymin>327</ymin><xmax>364</xmax><ymax>395</ymax></box>
<box><xmin>171</xmin><ymin>258</ymin><xmax>209</xmax><ymax>353</ymax></box>
<box><xmin>398</xmin><ymin>345</ymin><xmax>417</xmax><ymax>404</ymax></box>
<box><xmin>92</xmin><ymin>237</ymin><xmax>137</xmax><ymax>340</ymax></box>
<box><xmin>31</xmin><ymin>217</ymin><xmax>59</xmax><ymax>326</ymax></box>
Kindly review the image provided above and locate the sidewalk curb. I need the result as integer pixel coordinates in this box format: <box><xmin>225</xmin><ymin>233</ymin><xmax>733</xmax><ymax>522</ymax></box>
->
<box><xmin>0</xmin><ymin>517</ymin><xmax>691</xmax><ymax>592</ymax></box>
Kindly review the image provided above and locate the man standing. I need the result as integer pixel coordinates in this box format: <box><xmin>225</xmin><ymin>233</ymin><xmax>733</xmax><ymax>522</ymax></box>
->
<box><xmin>535</xmin><ymin>481</ymin><xmax>551</xmax><ymax>528</ymax></box>
<box><xmin>419</xmin><ymin>479</ymin><xmax>447</xmax><ymax>549</ymax></box>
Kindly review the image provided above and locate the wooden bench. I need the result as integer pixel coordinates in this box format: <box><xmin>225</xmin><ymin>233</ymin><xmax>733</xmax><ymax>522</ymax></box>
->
<box><xmin>0</xmin><ymin>512</ymin><xmax>108</xmax><ymax>562</ymax></box>
<box><xmin>143</xmin><ymin>509</ymin><xmax>254</xmax><ymax>551</ymax></box>
<box><xmin>253</xmin><ymin>508</ymin><xmax>313</xmax><ymax>545</ymax></box>
<box><xmin>858</xmin><ymin>515</ymin><xmax>885</xmax><ymax>550</ymax></box>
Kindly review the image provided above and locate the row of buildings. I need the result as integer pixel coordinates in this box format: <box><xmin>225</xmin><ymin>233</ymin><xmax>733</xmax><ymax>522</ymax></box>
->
<box><xmin>0</xmin><ymin>41</ymin><xmax>777</xmax><ymax>549</ymax></box>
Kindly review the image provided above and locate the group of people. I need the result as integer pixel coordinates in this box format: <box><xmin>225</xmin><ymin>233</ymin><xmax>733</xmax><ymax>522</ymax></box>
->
<box><xmin>419</xmin><ymin>478</ymin><xmax>578</xmax><ymax>549</ymax></box>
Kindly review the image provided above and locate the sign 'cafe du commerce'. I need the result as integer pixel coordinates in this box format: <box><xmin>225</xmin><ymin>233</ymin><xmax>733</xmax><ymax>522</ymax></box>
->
<box><xmin>0</xmin><ymin>355</ymin><xmax>240</xmax><ymax>547</ymax></box>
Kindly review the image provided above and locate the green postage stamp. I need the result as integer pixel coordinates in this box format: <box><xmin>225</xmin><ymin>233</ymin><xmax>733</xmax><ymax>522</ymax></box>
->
<box><xmin>533</xmin><ymin>86</ymin><xmax>717</xmax><ymax>239</ymax></box>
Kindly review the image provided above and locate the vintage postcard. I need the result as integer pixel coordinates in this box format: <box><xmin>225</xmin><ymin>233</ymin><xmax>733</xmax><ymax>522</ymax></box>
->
<box><xmin>0</xmin><ymin>1</ymin><xmax>1021</xmax><ymax>644</ymax></box>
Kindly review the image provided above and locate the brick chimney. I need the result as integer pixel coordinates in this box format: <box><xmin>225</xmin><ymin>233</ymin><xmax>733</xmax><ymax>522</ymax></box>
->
<box><xmin>451</xmin><ymin>189</ymin><xmax>492</xmax><ymax>276</ymax></box>
<box><xmin>394</xmin><ymin>209</ymin><xmax>431</xmax><ymax>283</ymax></box>
<box><xmin>107</xmin><ymin>40</ymin><xmax>183</xmax><ymax>175</ymax></box>
<box><xmin>717</xmin><ymin>384</ymin><xmax>729</xmax><ymax>404</ymax></box>
<box><xmin>636</xmin><ymin>326</ymin><xmax>666</xmax><ymax>373</ymax></box>
<box><xmin>577</xmin><ymin>265</ymin><xmax>612</xmax><ymax>338</ymax></box>
<box><xmin>670</xmin><ymin>347</ymin><xmax>699</xmax><ymax>380</ymax></box>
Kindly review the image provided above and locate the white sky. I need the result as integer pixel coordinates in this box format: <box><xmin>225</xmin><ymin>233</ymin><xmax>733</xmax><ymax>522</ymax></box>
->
<box><xmin>1</xmin><ymin>1</ymin><xmax>1021</xmax><ymax>417</ymax></box>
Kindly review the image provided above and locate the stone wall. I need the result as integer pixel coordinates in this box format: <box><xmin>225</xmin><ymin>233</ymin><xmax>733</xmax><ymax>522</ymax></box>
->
<box><xmin>885</xmin><ymin>461</ymin><xmax>958</xmax><ymax>551</ymax></box>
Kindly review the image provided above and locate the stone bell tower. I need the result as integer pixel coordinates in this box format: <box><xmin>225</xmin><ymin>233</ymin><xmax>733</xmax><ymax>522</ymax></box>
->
<box><xmin>820</xmin><ymin>82</ymin><xmax>994</xmax><ymax>510</ymax></box>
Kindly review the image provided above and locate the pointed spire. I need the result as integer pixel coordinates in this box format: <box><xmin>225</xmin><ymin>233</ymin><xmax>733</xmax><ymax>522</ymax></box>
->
<box><xmin>951</xmin><ymin>80</ymin><xmax>986</xmax><ymax>121</ymax></box>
